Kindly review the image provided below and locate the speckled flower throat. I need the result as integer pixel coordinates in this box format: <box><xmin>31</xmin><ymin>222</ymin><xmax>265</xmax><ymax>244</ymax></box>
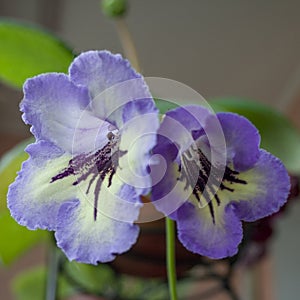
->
<box><xmin>51</xmin><ymin>131</ymin><xmax>125</xmax><ymax>221</ymax></box>
<box><xmin>180</xmin><ymin>146</ymin><xmax>247</xmax><ymax>224</ymax></box>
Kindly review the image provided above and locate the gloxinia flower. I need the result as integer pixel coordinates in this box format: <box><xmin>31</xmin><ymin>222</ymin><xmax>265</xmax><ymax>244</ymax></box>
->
<box><xmin>151</xmin><ymin>105</ymin><xmax>290</xmax><ymax>259</ymax></box>
<box><xmin>8</xmin><ymin>51</ymin><xmax>159</xmax><ymax>264</ymax></box>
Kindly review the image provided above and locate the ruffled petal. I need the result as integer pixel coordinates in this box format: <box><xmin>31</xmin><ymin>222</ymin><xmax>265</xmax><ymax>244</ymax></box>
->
<box><xmin>223</xmin><ymin>149</ymin><xmax>290</xmax><ymax>222</ymax></box>
<box><xmin>7</xmin><ymin>141</ymin><xmax>75</xmax><ymax>230</ymax></box>
<box><xmin>216</xmin><ymin>113</ymin><xmax>261</xmax><ymax>171</ymax></box>
<box><xmin>69</xmin><ymin>51</ymin><xmax>151</xmax><ymax>129</ymax></box>
<box><xmin>55</xmin><ymin>179</ymin><xmax>141</xmax><ymax>264</ymax></box>
<box><xmin>21</xmin><ymin>73</ymin><xmax>109</xmax><ymax>154</ymax></box>
<box><xmin>176</xmin><ymin>201</ymin><xmax>243</xmax><ymax>259</ymax></box>
<box><xmin>69</xmin><ymin>51</ymin><xmax>140</xmax><ymax>98</ymax></box>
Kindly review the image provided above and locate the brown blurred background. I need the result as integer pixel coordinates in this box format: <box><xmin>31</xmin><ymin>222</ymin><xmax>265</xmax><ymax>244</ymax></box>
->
<box><xmin>0</xmin><ymin>1</ymin><xmax>299</xmax><ymax>299</ymax></box>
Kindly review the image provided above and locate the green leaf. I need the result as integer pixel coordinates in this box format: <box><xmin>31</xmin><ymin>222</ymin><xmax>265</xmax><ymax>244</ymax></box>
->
<box><xmin>65</xmin><ymin>261</ymin><xmax>169</xmax><ymax>299</ymax></box>
<box><xmin>64</xmin><ymin>261</ymin><xmax>117</xmax><ymax>295</ymax></box>
<box><xmin>12</xmin><ymin>267</ymin><xmax>45</xmax><ymax>300</ymax></box>
<box><xmin>0</xmin><ymin>138</ymin><xmax>47</xmax><ymax>265</ymax></box>
<box><xmin>0</xmin><ymin>212</ymin><xmax>46</xmax><ymax>265</ymax></box>
<box><xmin>0</xmin><ymin>138</ymin><xmax>32</xmax><ymax>212</ymax></box>
<box><xmin>118</xmin><ymin>277</ymin><xmax>169</xmax><ymax>300</ymax></box>
<box><xmin>12</xmin><ymin>266</ymin><xmax>75</xmax><ymax>300</ymax></box>
<box><xmin>0</xmin><ymin>19</ymin><xmax>74</xmax><ymax>88</ymax></box>
<box><xmin>210</xmin><ymin>98</ymin><xmax>300</xmax><ymax>173</ymax></box>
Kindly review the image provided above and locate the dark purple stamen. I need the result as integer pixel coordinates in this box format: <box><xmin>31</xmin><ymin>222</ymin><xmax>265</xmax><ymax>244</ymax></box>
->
<box><xmin>180</xmin><ymin>148</ymin><xmax>247</xmax><ymax>224</ymax></box>
<box><xmin>51</xmin><ymin>133</ymin><xmax>125</xmax><ymax>221</ymax></box>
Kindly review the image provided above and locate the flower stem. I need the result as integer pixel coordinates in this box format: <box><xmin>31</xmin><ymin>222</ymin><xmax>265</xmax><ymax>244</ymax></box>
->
<box><xmin>165</xmin><ymin>217</ymin><xmax>178</xmax><ymax>300</ymax></box>
<box><xmin>114</xmin><ymin>18</ymin><xmax>141</xmax><ymax>72</ymax></box>
<box><xmin>46</xmin><ymin>235</ymin><xmax>60</xmax><ymax>300</ymax></box>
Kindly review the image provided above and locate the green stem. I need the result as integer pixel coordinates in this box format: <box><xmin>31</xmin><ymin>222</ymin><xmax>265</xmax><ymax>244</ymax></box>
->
<box><xmin>114</xmin><ymin>18</ymin><xmax>141</xmax><ymax>72</ymax></box>
<box><xmin>165</xmin><ymin>217</ymin><xmax>178</xmax><ymax>300</ymax></box>
<box><xmin>46</xmin><ymin>235</ymin><xmax>60</xmax><ymax>300</ymax></box>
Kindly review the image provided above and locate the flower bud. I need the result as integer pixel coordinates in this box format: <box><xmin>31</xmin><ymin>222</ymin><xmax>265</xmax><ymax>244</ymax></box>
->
<box><xmin>101</xmin><ymin>0</ymin><xmax>127</xmax><ymax>18</ymax></box>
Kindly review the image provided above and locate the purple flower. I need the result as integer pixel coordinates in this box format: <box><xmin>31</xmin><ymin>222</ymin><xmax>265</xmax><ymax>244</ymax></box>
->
<box><xmin>151</xmin><ymin>105</ymin><xmax>290</xmax><ymax>259</ymax></box>
<box><xmin>8</xmin><ymin>51</ymin><xmax>159</xmax><ymax>264</ymax></box>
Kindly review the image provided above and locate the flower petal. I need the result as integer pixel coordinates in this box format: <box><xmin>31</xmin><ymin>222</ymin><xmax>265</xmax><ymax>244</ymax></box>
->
<box><xmin>151</xmin><ymin>105</ymin><xmax>226</xmax><ymax>215</ymax></box>
<box><xmin>69</xmin><ymin>51</ymin><xmax>151</xmax><ymax>129</ymax></box>
<box><xmin>157</xmin><ymin>106</ymin><xmax>212</xmax><ymax>154</ymax></box>
<box><xmin>174</xmin><ymin>149</ymin><xmax>289</xmax><ymax>259</ymax></box>
<box><xmin>176</xmin><ymin>201</ymin><xmax>243</xmax><ymax>259</ymax></box>
<box><xmin>21</xmin><ymin>73</ymin><xmax>109</xmax><ymax>154</ymax></box>
<box><xmin>118</xmin><ymin>105</ymin><xmax>159</xmax><ymax>194</ymax></box>
<box><xmin>92</xmin><ymin>79</ymin><xmax>153</xmax><ymax>129</ymax></box>
<box><xmin>173</xmin><ymin>150</ymin><xmax>289</xmax><ymax>258</ymax></box>
<box><xmin>151</xmin><ymin>159</ymin><xmax>189</xmax><ymax>217</ymax></box>
<box><xmin>69</xmin><ymin>51</ymin><xmax>140</xmax><ymax>98</ymax></box>
<box><xmin>216</xmin><ymin>113</ymin><xmax>261</xmax><ymax>171</ymax></box>
<box><xmin>9</xmin><ymin>50</ymin><xmax>161</xmax><ymax>264</ymax></box>
<box><xmin>7</xmin><ymin>140</ymin><xmax>74</xmax><ymax>230</ymax></box>
<box><xmin>55</xmin><ymin>181</ymin><xmax>141</xmax><ymax>264</ymax></box>
<box><xmin>224</xmin><ymin>149</ymin><xmax>290</xmax><ymax>222</ymax></box>
<box><xmin>151</xmin><ymin>104</ymin><xmax>289</xmax><ymax>260</ymax></box>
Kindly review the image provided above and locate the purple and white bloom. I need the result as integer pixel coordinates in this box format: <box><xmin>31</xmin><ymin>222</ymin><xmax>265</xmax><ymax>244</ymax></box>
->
<box><xmin>151</xmin><ymin>105</ymin><xmax>290</xmax><ymax>259</ymax></box>
<box><xmin>8</xmin><ymin>51</ymin><xmax>159</xmax><ymax>264</ymax></box>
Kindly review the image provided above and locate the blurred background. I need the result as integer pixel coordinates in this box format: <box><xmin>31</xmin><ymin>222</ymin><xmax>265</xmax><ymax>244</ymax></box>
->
<box><xmin>0</xmin><ymin>0</ymin><xmax>299</xmax><ymax>299</ymax></box>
